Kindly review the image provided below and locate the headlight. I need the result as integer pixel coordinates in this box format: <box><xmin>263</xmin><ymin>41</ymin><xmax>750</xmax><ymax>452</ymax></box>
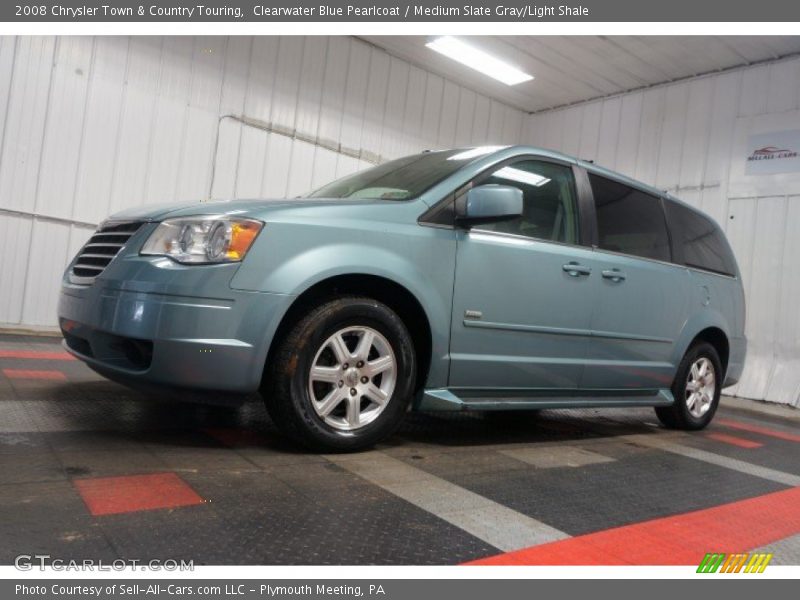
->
<box><xmin>140</xmin><ymin>216</ymin><xmax>263</xmax><ymax>264</ymax></box>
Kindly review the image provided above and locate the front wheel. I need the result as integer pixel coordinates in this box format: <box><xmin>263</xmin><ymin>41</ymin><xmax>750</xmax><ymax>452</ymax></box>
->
<box><xmin>655</xmin><ymin>341</ymin><xmax>722</xmax><ymax>430</ymax></box>
<box><xmin>263</xmin><ymin>296</ymin><xmax>416</xmax><ymax>451</ymax></box>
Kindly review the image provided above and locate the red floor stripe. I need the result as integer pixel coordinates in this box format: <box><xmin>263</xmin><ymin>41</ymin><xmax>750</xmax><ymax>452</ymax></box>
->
<box><xmin>706</xmin><ymin>432</ymin><xmax>763</xmax><ymax>449</ymax></box>
<box><xmin>718</xmin><ymin>419</ymin><xmax>800</xmax><ymax>443</ymax></box>
<box><xmin>2</xmin><ymin>369</ymin><xmax>67</xmax><ymax>380</ymax></box>
<box><xmin>0</xmin><ymin>350</ymin><xmax>76</xmax><ymax>361</ymax></box>
<box><xmin>74</xmin><ymin>472</ymin><xmax>205</xmax><ymax>516</ymax></box>
<box><xmin>466</xmin><ymin>486</ymin><xmax>800</xmax><ymax>565</ymax></box>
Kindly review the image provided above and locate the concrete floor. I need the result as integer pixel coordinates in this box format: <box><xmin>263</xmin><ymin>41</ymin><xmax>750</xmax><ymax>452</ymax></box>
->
<box><xmin>1</xmin><ymin>333</ymin><xmax>799</xmax><ymax>566</ymax></box>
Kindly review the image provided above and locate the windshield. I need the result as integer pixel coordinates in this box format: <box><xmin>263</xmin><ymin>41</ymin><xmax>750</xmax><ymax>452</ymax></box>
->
<box><xmin>306</xmin><ymin>147</ymin><xmax>506</xmax><ymax>200</ymax></box>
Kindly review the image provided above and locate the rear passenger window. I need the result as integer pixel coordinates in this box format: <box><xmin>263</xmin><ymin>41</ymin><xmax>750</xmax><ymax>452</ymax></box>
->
<box><xmin>665</xmin><ymin>202</ymin><xmax>737</xmax><ymax>276</ymax></box>
<box><xmin>589</xmin><ymin>174</ymin><xmax>671</xmax><ymax>262</ymax></box>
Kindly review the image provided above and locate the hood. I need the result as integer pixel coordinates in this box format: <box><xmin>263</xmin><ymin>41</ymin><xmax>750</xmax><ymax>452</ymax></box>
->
<box><xmin>107</xmin><ymin>197</ymin><xmax>399</xmax><ymax>222</ymax></box>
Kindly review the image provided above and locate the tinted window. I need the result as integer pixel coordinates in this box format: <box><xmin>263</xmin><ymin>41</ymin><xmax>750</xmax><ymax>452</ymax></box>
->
<box><xmin>475</xmin><ymin>160</ymin><xmax>579</xmax><ymax>244</ymax></box>
<box><xmin>589</xmin><ymin>174</ymin><xmax>670</xmax><ymax>262</ymax></box>
<box><xmin>666</xmin><ymin>202</ymin><xmax>736</xmax><ymax>276</ymax></box>
<box><xmin>307</xmin><ymin>148</ymin><xmax>499</xmax><ymax>200</ymax></box>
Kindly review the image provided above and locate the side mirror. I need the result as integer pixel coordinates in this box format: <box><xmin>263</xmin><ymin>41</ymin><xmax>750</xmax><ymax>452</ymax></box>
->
<box><xmin>457</xmin><ymin>184</ymin><xmax>523</xmax><ymax>227</ymax></box>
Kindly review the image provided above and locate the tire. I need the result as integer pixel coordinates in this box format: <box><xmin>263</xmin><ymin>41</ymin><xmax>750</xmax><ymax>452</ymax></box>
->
<box><xmin>655</xmin><ymin>341</ymin><xmax>723</xmax><ymax>430</ymax></box>
<box><xmin>263</xmin><ymin>296</ymin><xmax>416</xmax><ymax>452</ymax></box>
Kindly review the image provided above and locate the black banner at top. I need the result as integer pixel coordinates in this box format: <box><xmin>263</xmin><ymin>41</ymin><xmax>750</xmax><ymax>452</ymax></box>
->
<box><xmin>4</xmin><ymin>0</ymin><xmax>800</xmax><ymax>22</ymax></box>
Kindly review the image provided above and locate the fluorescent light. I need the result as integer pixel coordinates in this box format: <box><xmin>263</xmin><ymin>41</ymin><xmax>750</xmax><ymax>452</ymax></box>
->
<box><xmin>426</xmin><ymin>36</ymin><xmax>534</xmax><ymax>86</ymax></box>
<box><xmin>448</xmin><ymin>146</ymin><xmax>508</xmax><ymax>161</ymax></box>
<box><xmin>494</xmin><ymin>166</ymin><xmax>551</xmax><ymax>187</ymax></box>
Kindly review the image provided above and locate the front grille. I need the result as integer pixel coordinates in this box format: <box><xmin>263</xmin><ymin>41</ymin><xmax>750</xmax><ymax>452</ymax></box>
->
<box><xmin>70</xmin><ymin>221</ymin><xmax>144</xmax><ymax>283</ymax></box>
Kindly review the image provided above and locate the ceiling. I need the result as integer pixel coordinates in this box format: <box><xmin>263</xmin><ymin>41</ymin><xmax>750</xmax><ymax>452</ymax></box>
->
<box><xmin>361</xmin><ymin>36</ymin><xmax>800</xmax><ymax>113</ymax></box>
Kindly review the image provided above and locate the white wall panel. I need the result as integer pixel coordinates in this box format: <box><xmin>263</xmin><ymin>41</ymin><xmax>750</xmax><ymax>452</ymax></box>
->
<box><xmin>437</xmin><ymin>81</ymin><xmax>459</xmax><ymax>148</ymax></box>
<box><xmin>501</xmin><ymin>105</ymin><xmax>523</xmax><ymax>146</ymax></box>
<box><xmin>402</xmin><ymin>67</ymin><xmax>427</xmax><ymax>154</ymax></box>
<box><xmin>315</xmin><ymin>37</ymin><xmax>349</xmax><ymax>167</ymax></box>
<box><xmin>294</xmin><ymin>36</ymin><xmax>326</xmax><ymax>142</ymax></box>
<box><xmin>454</xmin><ymin>89</ymin><xmax>476</xmax><ymax>148</ymax></box>
<box><xmin>310</xmin><ymin>146</ymin><xmax>339</xmax><ymax>191</ymax></box>
<box><xmin>286</xmin><ymin>140</ymin><xmax>316</xmax><ymax>197</ymax></box>
<box><xmin>633</xmin><ymin>87</ymin><xmax>665</xmax><ymax>185</ymax></box>
<box><xmin>578</xmin><ymin>101</ymin><xmax>602</xmax><ymax>162</ymax></box>
<box><xmin>0</xmin><ymin>37</ymin><xmax>16</xmax><ymax>149</ymax></box>
<box><xmin>541</xmin><ymin>108</ymin><xmax>565</xmax><ymax>152</ymax></box>
<box><xmin>36</xmin><ymin>37</ymin><xmax>93</xmax><ymax>221</ymax></box>
<box><xmin>73</xmin><ymin>36</ymin><xmax>129</xmax><ymax>224</ymax></box>
<box><xmin>0</xmin><ymin>37</ymin><xmax>55</xmax><ymax>215</ymax></box>
<box><xmin>596</xmin><ymin>97</ymin><xmax>621</xmax><ymax>168</ymax></box>
<box><xmin>339</xmin><ymin>41</ymin><xmax>369</xmax><ymax>155</ymax></box>
<box><xmin>729</xmin><ymin>197</ymin><xmax>786</xmax><ymax>401</ymax></box>
<box><xmin>380</xmin><ymin>57</ymin><xmax>409</xmax><ymax>159</ymax></box>
<box><xmin>765</xmin><ymin>59</ymin><xmax>800</xmax><ymax>115</ymax></box>
<box><xmin>0</xmin><ymin>35</ymin><xmax>524</xmax><ymax>329</ymax></box>
<box><xmin>678</xmin><ymin>78</ymin><xmax>714</xmax><ymax>189</ymax></box>
<box><xmin>524</xmin><ymin>55</ymin><xmax>800</xmax><ymax>405</ymax></box>
<box><xmin>360</xmin><ymin>48</ymin><xmax>389</xmax><ymax>158</ymax></box>
<box><xmin>0</xmin><ymin>214</ymin><xmax>34</xmax><ymax>325</ymax></box>
<box><xmin>108</xmin><ymin>37</ymin><xmax>161</xmax><ymax>215</ymax></box>
<box><xmin>20</xmin><ymin>220</ymin><xmax>72</xmax><ymax>327</ymax></box>
<box><xmin>487</xmin><ymin>100</ymin><xmax>504</xmax><ymax>144</ymax></box>
<box><xmin>654</xmin><ymin>82</ymin><xmax>688</xmax><ymax>189</ymax></box>
<box><xmin>615</xmin><ymin>92</ymin><xmax>643</xmax><ymax>179</ymax></box>
<box><xmin>234</xmin><ymin>124</ymin><xmax>268</xmax><ymax>198</ymax></box>
<box><xmin>766</xmin><ymin>195</ymin><xmax>800</xmax><ymax>404</ymax></box>
<box><xmin>703</xmin><ymin>71</ymin><xmax>741</xmax><ymax>192</ymax></box>
<box><xmin>471</xmin><ymin>95</ymin><xmax>490</xmax><ymax>145</ymax></box>
<box><xmin>261</xmin><ymin>134</ymin><xmax>293</xmax><ymax>198</ymax></box>
<box><xmin>738</xmin><ymin>66</ymin><xmax>770</xmax><ymax>118</ymax></box>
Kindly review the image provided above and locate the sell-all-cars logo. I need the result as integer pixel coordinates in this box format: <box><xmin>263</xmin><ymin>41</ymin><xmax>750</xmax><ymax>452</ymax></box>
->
<box><xmin>697</xmin><ymin>552</ymin><xmax>773</xmax><ymax>573</ymax></box>
<box><xmin>747</xmin><ymin>146</ymin><xmax>798</xmax><ymax>161</ymax></box>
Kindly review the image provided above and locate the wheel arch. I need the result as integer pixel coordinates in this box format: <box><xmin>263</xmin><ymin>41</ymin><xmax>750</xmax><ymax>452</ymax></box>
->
<box><xmin>689</xmin><ymin>326</ymin><xmax>730</xmax><ymax>375</ymax></box>
<box><xmin>262</xmin><ymin>274</ymin><xmax>433</xmax><ymax>393</ymax></box>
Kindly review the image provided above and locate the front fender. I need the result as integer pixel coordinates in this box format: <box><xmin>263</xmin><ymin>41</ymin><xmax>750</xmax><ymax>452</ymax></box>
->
<box><xmin>230</xmin><ymin>221</ymin><xmax>457</xmax><ymax>387</ymax></box>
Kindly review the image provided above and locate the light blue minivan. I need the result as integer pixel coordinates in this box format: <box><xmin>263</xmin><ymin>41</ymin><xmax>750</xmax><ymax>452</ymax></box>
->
<box><xmin>58</xmin><ymin>146</ymin><xmax>746</xmax><ymax>450</ymax></box>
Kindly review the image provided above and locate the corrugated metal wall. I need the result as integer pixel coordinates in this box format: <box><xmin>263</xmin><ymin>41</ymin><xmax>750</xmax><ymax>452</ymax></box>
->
<box><xmin>524</xmin><ymin>55</ymin><xmax>800</xmax><ymax>406</ymax></box>
<box><xmin>0</xmin><ymin>35</ymin><xmax>524</xmax><ymax>329</ymax></box>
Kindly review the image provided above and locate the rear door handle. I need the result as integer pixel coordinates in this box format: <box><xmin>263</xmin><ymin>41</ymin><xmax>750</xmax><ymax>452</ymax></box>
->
<box><xmin>562</xmin><ymin>262</ymin><xmax>592</xmax><ymax>277</ymax></box>
<box><xmin>601</xmin><ymin>269</ymin><xmax>626</xmax><ymax>282</ymax></box>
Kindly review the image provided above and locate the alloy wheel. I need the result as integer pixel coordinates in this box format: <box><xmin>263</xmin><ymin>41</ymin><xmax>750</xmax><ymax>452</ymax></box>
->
<box><xmin>685</xmin><ymin>356</ymin><xmax>716</xmax><ymax>418</ymax></box>
<box><xmin>307</xmin><ymin>326</ymin><xmax>397</xmax><ymax>431</ymax></box>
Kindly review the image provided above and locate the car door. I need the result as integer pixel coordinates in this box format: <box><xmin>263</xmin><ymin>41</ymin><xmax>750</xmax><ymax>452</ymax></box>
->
<box><xmin>581</xmin><ymin>172</ymin><xmax>692</xmax><ymax>390</ymax></box>
<box><xmin>448</xmin><ymin>157</ymin><xmax>598</xmax><ymax>393</ymax></box>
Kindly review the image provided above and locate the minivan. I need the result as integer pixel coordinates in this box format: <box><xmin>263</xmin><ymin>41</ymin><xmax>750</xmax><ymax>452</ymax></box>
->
<box><xmin>58</xmin><ymin>146</ymin><xmax>746</xmax><ymax>451</ymax></box>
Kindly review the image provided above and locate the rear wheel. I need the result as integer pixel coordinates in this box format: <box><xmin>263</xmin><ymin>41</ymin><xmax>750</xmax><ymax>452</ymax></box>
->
<box><xmin>655</xmin><ymin>341</ymin><xmax>722</xmax><ymax>430</ymax></box>
<box><xmin>263</xmin><ymin>296</ymin><xmax>416</xmax><ymax>451</ymax></box>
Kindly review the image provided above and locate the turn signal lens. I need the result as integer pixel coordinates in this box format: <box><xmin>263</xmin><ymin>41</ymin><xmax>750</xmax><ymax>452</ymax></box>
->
<box><xmin>227</xmin><ymin>220</ymin><xmax>262</xmax><ymax>260</ymax></box>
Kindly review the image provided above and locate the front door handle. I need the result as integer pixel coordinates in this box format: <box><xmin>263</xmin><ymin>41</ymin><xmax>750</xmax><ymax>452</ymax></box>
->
<box><xmin>562</xmin><ymin>262</ymin><xmax>592</xmax><ymax>277</ymax></box>
<box><xmin>601</xmin><ymin>269</ymin><xmax>626</xmax><ymax>282</ymax></box>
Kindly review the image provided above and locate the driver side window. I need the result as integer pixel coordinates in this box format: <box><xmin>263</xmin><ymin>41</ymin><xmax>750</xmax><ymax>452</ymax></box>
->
<box><xmin>474</xmin><ymin>159</ymin><xmax>579</xmax><ymax>245</ymax></box>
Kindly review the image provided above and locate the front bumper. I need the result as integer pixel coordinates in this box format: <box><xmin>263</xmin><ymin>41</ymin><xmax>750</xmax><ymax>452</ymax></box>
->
<box><xmin>58</xmin><ymin>256</ymin><xmax>294</xmax><ymax>394</ymax></box>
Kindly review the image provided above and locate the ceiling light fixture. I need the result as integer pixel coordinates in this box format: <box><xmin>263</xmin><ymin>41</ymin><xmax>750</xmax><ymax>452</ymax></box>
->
<box><xmin>425</xmin><ymin>36</ymin><xmax>534</xmax><ymax>86</ymax></box>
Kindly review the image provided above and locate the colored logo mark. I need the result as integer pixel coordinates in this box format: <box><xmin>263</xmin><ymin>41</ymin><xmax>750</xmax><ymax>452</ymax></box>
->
<box><xmin>697</xmin><ymin>552</ymin><xmax>773</xmax><ymax>573</ymax></box>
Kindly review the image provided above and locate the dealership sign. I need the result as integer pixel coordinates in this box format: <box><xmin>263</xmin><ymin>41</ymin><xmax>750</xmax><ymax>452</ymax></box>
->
<box><xmin>745</xmin><ymin>129</ymin><xmax>800</xmax><ymax>175</ymax></box>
